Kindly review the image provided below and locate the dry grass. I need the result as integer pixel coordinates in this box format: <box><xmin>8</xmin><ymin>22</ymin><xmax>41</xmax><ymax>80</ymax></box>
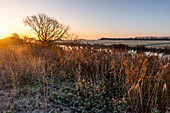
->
<box><xmin>70</xmin><ymin>46</ymin><xmax>169</xmax><ymax>112</ymax></box>
<box><xmin>0</xmin><ymin>43</ymin><xmax>169</xmax><ymax>112</ymax></box>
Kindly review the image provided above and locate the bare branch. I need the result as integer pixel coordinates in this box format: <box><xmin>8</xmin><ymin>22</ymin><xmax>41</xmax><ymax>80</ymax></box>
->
<box><xmin>23</xmin><ymin>13</ymin><xmax>70</xmax><ymax>44</ymax></box>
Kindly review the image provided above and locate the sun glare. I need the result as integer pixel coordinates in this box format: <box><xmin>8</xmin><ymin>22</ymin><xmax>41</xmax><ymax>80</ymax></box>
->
<box><xmin>0</xmin><ymin>28</ymin><xmax>4</xmax><ymax>35</ymax></box>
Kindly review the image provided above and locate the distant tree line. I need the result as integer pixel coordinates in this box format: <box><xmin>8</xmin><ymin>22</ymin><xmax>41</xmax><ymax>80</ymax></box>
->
<box><xmin>99</xmin><ymin>36</ymin><xmax>170</xmax><ymax>40</ymax></box>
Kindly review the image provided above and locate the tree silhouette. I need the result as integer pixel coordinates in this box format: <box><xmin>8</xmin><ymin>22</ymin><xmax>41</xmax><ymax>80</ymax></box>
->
<box><xmin>23</xmin><ymin>14</ymin><xmax>69</xmax><ymax>44</ymax></box>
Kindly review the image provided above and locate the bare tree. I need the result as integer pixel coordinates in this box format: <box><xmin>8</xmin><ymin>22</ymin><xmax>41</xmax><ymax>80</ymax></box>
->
<box><xmin>23</xmin><ymin>14</ymin><xmax>69</xmax><ymax>44</ymax></box>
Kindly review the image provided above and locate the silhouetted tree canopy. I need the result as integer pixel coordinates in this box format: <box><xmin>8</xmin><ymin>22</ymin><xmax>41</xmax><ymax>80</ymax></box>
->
<box><xmin>99</xmin><ymin>36</ymin><xmax>170</xmax><ymax>40</ymax></box>
<box><xmin>10</xmin><ymin>33</ymin><xmax>21</xmax><ymax>39</ymax></box>
<box><xmin>23</xmin><ymin>14</ymin><xmax>69</xmax><ymax>44</ymax></box>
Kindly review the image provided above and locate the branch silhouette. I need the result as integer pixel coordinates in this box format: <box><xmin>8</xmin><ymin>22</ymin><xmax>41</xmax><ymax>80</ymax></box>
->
<box><xmin>23</xmin><ymin>13</ymin><xmax>69</xmax><ymax>44</ymax></box>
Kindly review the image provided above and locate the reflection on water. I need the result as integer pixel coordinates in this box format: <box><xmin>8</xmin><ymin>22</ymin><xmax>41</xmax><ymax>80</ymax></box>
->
<box><xmin>58</xmin><ymin>43</ymin><xmax>170</xmax><ymax>59</ymax></box>
<box><xmin>128</xmin><ymin>50</ymin><xmax>170</xmax><ymax>59</ymax></box>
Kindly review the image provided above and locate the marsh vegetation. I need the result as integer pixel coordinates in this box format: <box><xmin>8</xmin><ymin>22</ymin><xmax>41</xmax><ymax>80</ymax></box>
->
<box><xmin>0</xmin><ymin>40</ymin><xmax>169</xmax><ymax>113</ymax></box>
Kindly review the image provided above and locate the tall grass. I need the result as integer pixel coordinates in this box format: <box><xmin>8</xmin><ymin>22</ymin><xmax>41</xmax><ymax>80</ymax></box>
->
<box><xmin>0</xmin><ymin>43</ymin><xmax>169</xmax><ymax>112</ymax></box>
<box><xmin>68</xmin><ymin>46</ymin><xmax>169</xmax><ymax>112</ymax></box>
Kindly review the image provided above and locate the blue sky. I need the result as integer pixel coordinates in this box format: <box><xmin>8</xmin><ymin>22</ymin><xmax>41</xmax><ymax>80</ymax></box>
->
<box><xmin>0</xmin><ymin>0</ymin><xmax>170</xmax><ymax>39</ymax></box>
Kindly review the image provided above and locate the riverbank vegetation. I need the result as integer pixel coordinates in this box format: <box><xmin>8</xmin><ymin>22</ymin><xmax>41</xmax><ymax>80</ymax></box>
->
<box><xmin>0</xmin><ymin>40</ymin><xmax>169</xmax><ymax>112</ymax></box>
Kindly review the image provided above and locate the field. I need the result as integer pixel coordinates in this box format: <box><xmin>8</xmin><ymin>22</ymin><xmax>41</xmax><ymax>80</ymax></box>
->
<box><xmin>0</xmin><ymin>41</ymin><xmax>169</xmax><ymax>113</ymax></box>
<box><xmin>81</xmin><ymin>40</ymin><xmax>170</xmax><ymax>48</ymax></box>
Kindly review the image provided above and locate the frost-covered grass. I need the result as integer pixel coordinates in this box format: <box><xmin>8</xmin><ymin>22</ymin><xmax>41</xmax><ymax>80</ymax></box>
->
<box><xmin>0</xmin><ymin>43</ymin><xmax>169</xmax><ymax>112</ymax></box>
<box><xmin>80</xmin><ymin>40</ymin><xmax>170</xmax><ymax>48</ymax></box>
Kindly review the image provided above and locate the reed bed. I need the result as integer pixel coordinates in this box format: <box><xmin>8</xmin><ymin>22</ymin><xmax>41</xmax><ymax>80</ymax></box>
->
<box><xmin>0</xmin><ymin>43</ymin><xmax>169</xmax><ymax>112</ymax></box>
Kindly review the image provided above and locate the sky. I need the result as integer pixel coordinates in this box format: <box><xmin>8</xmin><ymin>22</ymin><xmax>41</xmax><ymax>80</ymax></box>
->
<box><xmin>0</xmin><ymin>0</ymin><xmax>170</xmax><ymax>39</ymax></box>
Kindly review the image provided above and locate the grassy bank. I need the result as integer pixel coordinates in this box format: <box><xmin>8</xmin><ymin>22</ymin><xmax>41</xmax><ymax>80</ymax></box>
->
<box><xmin>0</xmin><ymin>43</ymin><xmax>169</xmax><ymax>113</ymax></box>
